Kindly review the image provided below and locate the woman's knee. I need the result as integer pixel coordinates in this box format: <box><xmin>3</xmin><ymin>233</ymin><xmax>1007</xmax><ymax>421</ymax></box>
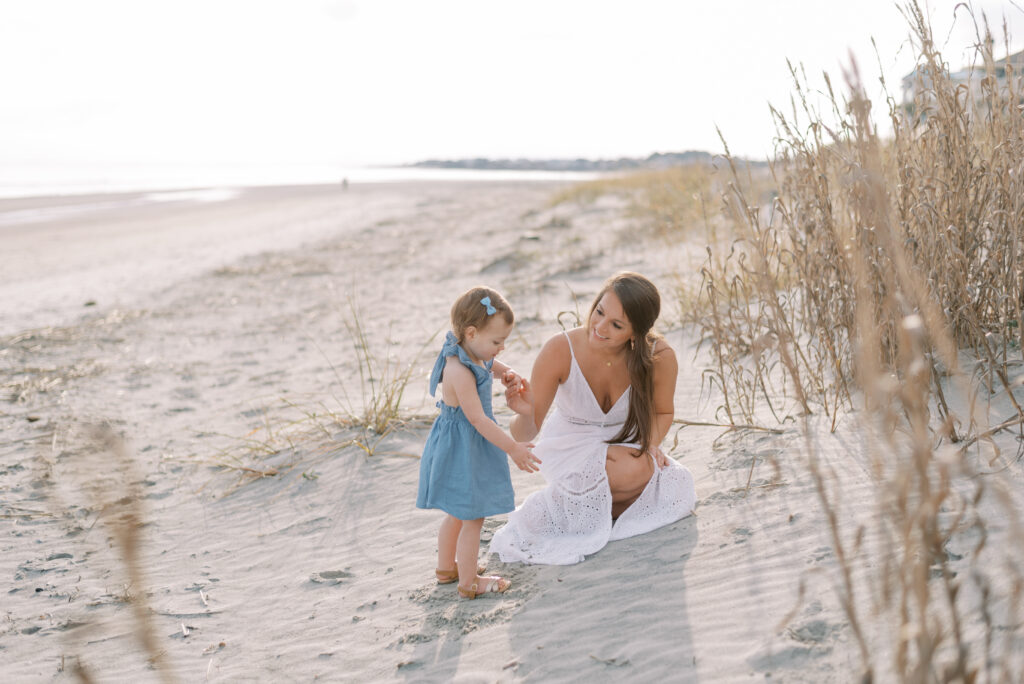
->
<box><xmin>606</xmin><ymin>444</ymin><xmax>640</xmax><ymax>463</ymax></box>
<box><xmin>605</xmin><ymin>445</ymin><xmax>653</xmax><ymax>493</ymax></box>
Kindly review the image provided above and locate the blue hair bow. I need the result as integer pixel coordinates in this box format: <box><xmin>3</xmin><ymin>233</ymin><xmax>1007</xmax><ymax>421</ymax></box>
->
<box><xmin>480</xmin><ymin>296</ymin><xmax>496</xmax><ymax>315</ymax></box>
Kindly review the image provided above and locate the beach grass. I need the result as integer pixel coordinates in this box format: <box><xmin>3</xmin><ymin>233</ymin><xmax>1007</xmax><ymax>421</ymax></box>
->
<box><xmin>184</xmin><ymin>300</ymin><xmax>435</xmax><ymax>494</ymax></box>
<box><xmin>47</xmin><ymin>424</ymin><xmax>177</xmax><ymax>683</ymax></box>
<box><xmin>550</xmin><ymin>165</ymin><xmax>733</xmax><ymax>241</ymax></box>
<box><xmin>563</xmin><ymin>1</ymin><xmax>1024</xmax><ymax>678</ymax></box>
<box><xmin>708</xmin><ymin>4</ymin><xmax>1024</xmax><ymax>678</ymax></box>
<box><xmin>338</xmin><ymin>298</ymin><xmax>431</xmax><ymax>450</ymax></box>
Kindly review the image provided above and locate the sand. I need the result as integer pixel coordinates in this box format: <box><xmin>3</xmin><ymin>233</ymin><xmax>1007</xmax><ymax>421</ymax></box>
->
<box><xmin>2</xmin><ymin>180</ymin><xmax>1021</xmax><ymax>681</ymax></box>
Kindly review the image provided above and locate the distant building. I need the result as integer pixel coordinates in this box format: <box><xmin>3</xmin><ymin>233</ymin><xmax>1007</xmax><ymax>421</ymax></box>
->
<box><xmin>901</xmin><ymin>48</ymin><xmax>1024</xmax><ymax>119</ymax></box>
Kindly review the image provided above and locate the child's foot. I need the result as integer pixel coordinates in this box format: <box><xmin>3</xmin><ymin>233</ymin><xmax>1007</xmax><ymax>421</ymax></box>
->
<box><xmin>435</xmin><ymin>562</ymin><xmax>486</xmax><ymax>584</ymax></box>
<box><xmin>457</xmin><ymin>575</ymin><xmax>511</xmax><ymax>599</ymax></box>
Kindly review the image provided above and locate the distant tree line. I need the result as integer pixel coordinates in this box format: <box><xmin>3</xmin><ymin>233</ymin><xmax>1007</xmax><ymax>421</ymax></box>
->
<box><xmin>409</xmin><ymin>150</ymin><xmax>766</xmax><ymax>171</ymax></box>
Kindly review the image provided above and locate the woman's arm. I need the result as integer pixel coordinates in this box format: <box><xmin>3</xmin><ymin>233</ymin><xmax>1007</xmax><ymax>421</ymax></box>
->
<box><xmin>508</xmin><ymin>332</ymin><xmax>570</xmax><ymax>441</ymax></box>
<box><xmin>650</xmin><ymin>339</ymin><xmax>679</xmax><ymax>463</ymax></box>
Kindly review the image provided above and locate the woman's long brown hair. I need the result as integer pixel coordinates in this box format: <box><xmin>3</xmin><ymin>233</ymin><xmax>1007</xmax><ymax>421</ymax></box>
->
<box><xmin>587</xmin><ymin>272</ymin><xmax>662</xmax><ymax>456</ymax></box>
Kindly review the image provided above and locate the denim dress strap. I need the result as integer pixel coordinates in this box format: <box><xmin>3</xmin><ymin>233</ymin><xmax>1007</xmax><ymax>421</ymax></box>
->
<box><xmin>428</xmin><ymin>331</ymin><xmax>493</xmax><ymax>396</ymax></box>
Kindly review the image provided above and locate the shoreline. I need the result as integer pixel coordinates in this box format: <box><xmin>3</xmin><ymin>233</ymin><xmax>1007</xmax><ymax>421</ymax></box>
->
<box><xmin>0</xmin><ymin>180</ymin><xmax>582</xmax><ymax>337</ymax></box>
<box><xmin>0</xmin><ymin>167</ymin><xmax>602</xmax><ymax>204</ymax></box>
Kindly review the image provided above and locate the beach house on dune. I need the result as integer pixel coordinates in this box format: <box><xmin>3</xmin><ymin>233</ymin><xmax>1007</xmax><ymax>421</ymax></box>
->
<box><xmin>901</xmin><ymin>48</ymin><xmax>1024</xmax><ymax>119</ymax></box>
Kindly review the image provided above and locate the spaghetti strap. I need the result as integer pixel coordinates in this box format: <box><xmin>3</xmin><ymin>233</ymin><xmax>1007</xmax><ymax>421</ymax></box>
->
<box><xmin>562</xmin><ymin>330</ymin><xmax>577</xmax><ymax>363</ymax></box>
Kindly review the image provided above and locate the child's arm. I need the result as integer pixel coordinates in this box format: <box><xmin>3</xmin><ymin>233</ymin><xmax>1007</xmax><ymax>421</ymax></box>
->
<box><xmin>445</xmin><ymin>358</ymin><xmax>541</xmax><ymax>473</ymax></box>
<box><xmin>491</xmin><ymin>359</ymin><xmax>525</xmax><ymax>393</ymax></box>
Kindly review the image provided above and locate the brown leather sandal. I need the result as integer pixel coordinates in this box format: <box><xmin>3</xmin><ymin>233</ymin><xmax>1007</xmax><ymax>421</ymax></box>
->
<box><xmin>457</xmin><ymin>576</ymin><xmax>511</xmax><ymax>599</ymax></box>
<box><xmin>435</xmin><ymin>563</ymin><xmax>486</xmax><ymax>584</ymax></box>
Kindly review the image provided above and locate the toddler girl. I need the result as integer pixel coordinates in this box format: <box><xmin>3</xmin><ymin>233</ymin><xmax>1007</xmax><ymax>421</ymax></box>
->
<box><xmin>416</xmin><ymin>286</ymin><xmax>540</xmax><ymax>599</ymax></box>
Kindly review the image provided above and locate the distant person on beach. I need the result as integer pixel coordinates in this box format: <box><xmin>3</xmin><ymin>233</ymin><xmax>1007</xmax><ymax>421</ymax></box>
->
<box><xmin>416</xmin><ymin>286</ymin><xmax>541</xmax><ymax>598</ymax></box>
<box><xmin>490</xmin><ymin>272</ymin><xmax>696</xmax><ymax>564</ymax></box>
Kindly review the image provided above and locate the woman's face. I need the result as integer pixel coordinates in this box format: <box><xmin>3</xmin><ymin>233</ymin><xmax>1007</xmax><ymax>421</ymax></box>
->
<box><xmin>589</xmin><ymin>290</ymin><xmax>634</xmax><ymax>351</ymax></box>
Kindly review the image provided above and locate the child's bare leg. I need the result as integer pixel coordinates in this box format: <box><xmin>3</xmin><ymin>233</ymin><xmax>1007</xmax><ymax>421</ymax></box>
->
<box><xmin>454</xmin><ymin>517</ymin><xmax>510</xmax><ymax>597</ymax></box>
<box><xmin>455</xmin><ymin>518</ymin><xmax>484</xmax><ymax>586</ymax></box>
<box><xmin>437</xmin><ymin>514</ymin><xmax>462</xmax><ymax>571</ymax></box>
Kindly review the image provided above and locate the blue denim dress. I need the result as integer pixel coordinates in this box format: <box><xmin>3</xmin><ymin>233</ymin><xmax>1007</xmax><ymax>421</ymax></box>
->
<box><xmin>416</xmin><ymin>331</ymin><xmax>514</xmax><ymax>520</ymax></box>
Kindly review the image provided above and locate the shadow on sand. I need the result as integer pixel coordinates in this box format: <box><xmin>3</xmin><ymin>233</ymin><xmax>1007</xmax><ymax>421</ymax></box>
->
<box><xmin>500</xmin><ymin>516</ymin><xmax>699</xmax><ymax>680</ymax></box>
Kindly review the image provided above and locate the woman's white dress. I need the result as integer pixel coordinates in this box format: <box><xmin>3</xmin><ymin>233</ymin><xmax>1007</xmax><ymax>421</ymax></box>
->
<box><xmin>489</xmin><ymin>334</ymin><xmax>696</xmax><ymax>565</ymax></box>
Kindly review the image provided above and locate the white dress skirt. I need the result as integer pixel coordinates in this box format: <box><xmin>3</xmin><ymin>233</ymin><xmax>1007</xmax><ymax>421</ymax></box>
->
<box><xmin>489</xmin><ymin>335</ymin><xmax>696</xmax><ymax>565</ymax></box>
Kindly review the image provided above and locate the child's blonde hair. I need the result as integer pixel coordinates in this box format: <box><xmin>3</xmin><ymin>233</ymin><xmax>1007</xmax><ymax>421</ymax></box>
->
<box><xmin>451</xmin><ymin>286</ymin><xmax>514</xmax><ymax>343</ymax></box>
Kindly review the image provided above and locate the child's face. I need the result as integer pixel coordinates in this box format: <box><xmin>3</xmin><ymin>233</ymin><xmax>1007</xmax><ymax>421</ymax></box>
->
<box><xmin>463</xmin><ymin>317</ymin><xmax>513</xmax><ymax>365</ymax></box>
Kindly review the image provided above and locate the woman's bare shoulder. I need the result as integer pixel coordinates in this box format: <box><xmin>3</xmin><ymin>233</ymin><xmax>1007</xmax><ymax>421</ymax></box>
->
<box><xmin>652</xmin><ymin>336</ymin><xmax>675</xmax><ymax>357</ymax></box>
<box><xmin>533</xmin><ymin>330</ymin><xmax>574</xmax><ymax>379</ymax></box>
<box><xmin>652</xmin><ymin>337</ymin><xmax>678</xmax><ymax>371</ymax></box>
<box><xmin>539</xmin><ymin>329</ymin><xmax>573</xmax><ymax>354</ymax></box>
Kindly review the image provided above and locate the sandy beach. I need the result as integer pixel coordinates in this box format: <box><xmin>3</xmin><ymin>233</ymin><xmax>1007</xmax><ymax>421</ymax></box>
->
<box><xmin>2</xmin><ymin>179</ymin><xmax>1020</xmax><ymax>681</ymax></box>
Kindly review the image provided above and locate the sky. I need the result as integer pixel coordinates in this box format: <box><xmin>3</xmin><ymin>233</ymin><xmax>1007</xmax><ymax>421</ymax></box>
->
<box><xmin>2</xmin><ymin>0</ymin><xmax>1022</xmax><ymax>168</ymax></box>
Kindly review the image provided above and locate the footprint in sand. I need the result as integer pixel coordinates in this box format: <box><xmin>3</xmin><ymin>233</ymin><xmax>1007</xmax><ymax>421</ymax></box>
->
<box><xmin>309</xmin><ymin>569</ymin><xmax>353</xmax><ymax>585</ymax></box>
<box><xmin>786</xmin><ymin>618</ymin><xmax>844</xmax><ymax>645</ymax></box>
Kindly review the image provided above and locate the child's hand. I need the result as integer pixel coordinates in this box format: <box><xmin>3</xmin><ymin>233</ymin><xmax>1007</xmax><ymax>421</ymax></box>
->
<box><xmin>500</xmin><ymin>368</ymin><xmax>523</xmax><ymax>390</ymax></box>
<box><xmin>505</xmin><ymin>377</ymin><xmax>533</xmax><ymax>416</ymax></box>
<box><xmin>508</xmin><ymin>441</ymin><xmax>541</xmax><ymax>473</ymax></box>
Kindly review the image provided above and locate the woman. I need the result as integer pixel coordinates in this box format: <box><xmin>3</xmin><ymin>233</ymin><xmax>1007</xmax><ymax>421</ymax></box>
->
<box><xmin>489</xmin><ymin>272</ymin><xmax>696</xmax><ymax>565</ymax></box>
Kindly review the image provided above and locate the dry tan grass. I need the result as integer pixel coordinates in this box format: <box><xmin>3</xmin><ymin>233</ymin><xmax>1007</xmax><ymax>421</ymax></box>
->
<box><xmin>694</xmin><ymin>3</ymin><xmax>1024</xmax><ymax>679</ymax></box>
<box><xmin>338</xmin><ymin>298</ymin><xmax>432</xmax><ymax>446</ymax></box>
<box><xmin>185</xmin><ymin>300</ymin><xmax>434</xmax><ymax>494</ymax></box>
<box><xmin>52</xmin><ymin>424</ymin><xmax>179</xmax><ymax>683</ymax></box>
<box><xmin>553</xmin><ymin>1</ymin><xmax>1024</xmax><ymax>679</ymax></box>
<box><xmin>550</xmin><ymin>165</ymin><xmax>727</xmax><ymax>240</ymax></box>
<box><xmin>692</xmin><ymin>5</ymin><xmax>1024</xmax><ymax>434</ymax></box>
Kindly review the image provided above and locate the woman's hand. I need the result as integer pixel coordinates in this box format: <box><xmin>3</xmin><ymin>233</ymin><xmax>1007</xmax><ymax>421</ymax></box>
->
<box><xmin>649</xmin><ymin>445</ymin><xmax>671</xmax><ymax>469</ymax></box>
<box><xmin>505</xmin><ymin>376</ymin><xmax>533</xmax><ymax>416</ymax></box>
<box><xmin>508</xmin><ymin>441</ymin><xmax>541</xmax><ymax>473</ymax></box>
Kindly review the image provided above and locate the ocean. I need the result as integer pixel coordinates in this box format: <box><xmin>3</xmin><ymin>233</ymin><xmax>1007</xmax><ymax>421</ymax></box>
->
<box><xmin>0</xmin><ymin>162</ymin><xmax>600</xmax><ymax>200</ymax></box>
